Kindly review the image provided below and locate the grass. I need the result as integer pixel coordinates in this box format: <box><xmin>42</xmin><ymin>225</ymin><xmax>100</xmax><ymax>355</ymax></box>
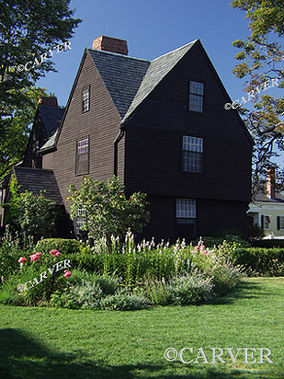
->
<box><xmin>0</xmin><ymin>277</ymin><xmax>283</xmax><ymax>378</ymax></box>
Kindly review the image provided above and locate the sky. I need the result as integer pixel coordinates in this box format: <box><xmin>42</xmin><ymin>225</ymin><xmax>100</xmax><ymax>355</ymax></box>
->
<box><xmin>37</xmin><ymin>0</ymin><xmax>283</xmax><ymax>168</ymax></box>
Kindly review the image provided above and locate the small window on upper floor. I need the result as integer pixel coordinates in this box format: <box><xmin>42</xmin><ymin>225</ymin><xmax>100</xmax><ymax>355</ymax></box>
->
<box><xmin>189</xmin><ymin>81</ymin><xmax>204</xmax><ymax>112</ymax></box>
<box><xmin>76</xmin><ymin>137</ymin><xmax>89</xmax><ymax>175</ymax></box>
<box><xmin>82</xmin><ymin>86</ymin><xmax>90</xmax><ymax>112</ymax></box>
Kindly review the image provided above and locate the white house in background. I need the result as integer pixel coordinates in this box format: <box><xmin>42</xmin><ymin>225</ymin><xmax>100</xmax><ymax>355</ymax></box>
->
<box><xmin>248</xmin><ymin>167</ymin><xmax>284</xmax><ymax>239</ymax></box>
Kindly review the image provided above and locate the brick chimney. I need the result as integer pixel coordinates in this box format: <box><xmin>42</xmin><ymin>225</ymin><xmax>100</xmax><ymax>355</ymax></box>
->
<box><xmin>267</xmin><ymin>167</ymin><xmax>276</xmax><ymax>199</ymax></box>
<box><xmin>92</xmin><ymin>36</ymin><xmax>128</xmax><ymax>55</ymax></box>
<box><xmin>38</xmin><ymin>97</ymin><xmax>58</xmax><ymax>107</ymax></box>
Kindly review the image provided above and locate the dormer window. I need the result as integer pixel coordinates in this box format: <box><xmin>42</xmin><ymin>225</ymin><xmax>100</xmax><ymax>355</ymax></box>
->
<box><xmin>82</xmin><ymin>86</ymin><xmax>90</xmax><ymax>112</ymax></box>
<box><xmin>189</xmin><ymin>81</ymin><xmax>204</xmax><ymax>112</ymax></box>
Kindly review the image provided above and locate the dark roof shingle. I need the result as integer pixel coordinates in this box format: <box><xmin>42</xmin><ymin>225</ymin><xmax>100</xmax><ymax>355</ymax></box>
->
<box><xmin>13</xmin><ymin>167</ymin><xmax>63</xmax><ymax>204</ymax></box>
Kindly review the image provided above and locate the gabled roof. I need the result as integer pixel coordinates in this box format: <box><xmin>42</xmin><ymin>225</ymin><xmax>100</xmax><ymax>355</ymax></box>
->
<box><xmin>40</xmin><ymin>38</ymin><xmax>253</xmax><ymax>152</ymax></box>
<box><xmin>38</xmin><ymin>105</ymin><xmax>65</xmax><ymax>138</ymax></box>
<box><xmin>121</xmin><ymin>40</ymin><xmax>197</xmax><ymax>125</ymax></box>
<box><xmin>13</xmin><ymin>167</ymin><xmax>63</xmax><ymax>204</ymax></box>
<box><xmin>88</xmin><ymin>49</ymin><xmax>150</xmax><ymax>118</ymax></box>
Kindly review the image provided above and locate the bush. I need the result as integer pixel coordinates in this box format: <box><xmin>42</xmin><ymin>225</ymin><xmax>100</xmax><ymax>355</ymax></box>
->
<box><xmin>51</xmin><ymin>273</ymin><xmax>120</xmax><ymax>309</ymax></box>
<box><xmin>5</xmin><ymin>176</ymin><xmax>56</xmax><ymax>241</ymax></box>
<box><xmin>252</xmin><ymin>239</ymin><xmax>284</xmax><ymax>249</ymax></box>
<box><xmin>167</xmin><ymin>273</ymin><xmax>214</xmax><ymax>305</ymax></box>
<box><xmin>204</xmin><ymin>262</ymin><xmax>244</xmax><ymax>296</ymax></box>
<box><xmin>232</xmin><ymin>248</ymin><xmax>284</xmax><ymax>276</ymax></box>
<box><xmin>100</xmin><ymin>294</ymin><xmax>148</xmax><ymax>311</ymax></box>
<box><xmin>0</xmin><ymin>228</ymin><xmax>35</xmax><ymax>281</ymax></box>
<box><xmin>0</xmin><ymin>248</ymin><xmax>72</xmax><ymax>306</ymax></box>
<box><xmin>36</xmin><ymin>238</ymin><xmax>80</xmax><ymax>255</ymax></box>
<box><xmin>67</xmin><ymin>176</ymin><xmax>150</xmax><ymax>247</ymax></box>
<box><xmin>134</xmin><ymin>277</ymin><xmax>171</xmax><ymax>306</ymax></box>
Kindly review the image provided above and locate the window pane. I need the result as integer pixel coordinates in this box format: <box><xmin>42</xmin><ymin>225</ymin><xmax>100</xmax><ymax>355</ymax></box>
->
<box><xmin>76</xmin><ymin>137</ymin><xmax>89</xmax><ymax>175</ymax></box>
<box><xmin>176</xmin><ymin>198</ymin><xmax>196</xmax><ymax>218</ymax></box>
<box><xmin>189</xmin><ymin>94</ymin><xmax>203</xmax><ymax>112</ymax></box>
<box><xmin>280</xmin><ymin>216</ymin><xmax>284</xmax><ymax>230</ymax></box>
<box><xmin>183</xmin><ymin>151</ymin><xmax>202</xmax><ymax>172</ymax></box>
<box><xmin>190</xmin><ymin>81</ymin><xmax>204</xmax><ymax>95</ymax></box>
<box><xmin>183</xmin><ymin>136</ymin><xmax>203</xmax><ymax>152</ymax></box>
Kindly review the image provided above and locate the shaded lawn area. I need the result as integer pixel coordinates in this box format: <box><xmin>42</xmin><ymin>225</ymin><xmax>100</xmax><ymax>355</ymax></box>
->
<box><xmin>0</xmin><ymin>277</ymin><xmax>283</xmax><ymax>378</ymax></box>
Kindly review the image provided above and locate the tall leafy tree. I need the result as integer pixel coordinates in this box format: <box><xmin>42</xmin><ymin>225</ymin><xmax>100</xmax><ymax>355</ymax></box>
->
<box><xmin>0</xmin><ymin>0</ymin><xmax>81</xmax><ymax>177</ymax></box>
<box><xmin>0</xmin><ymin>87</ymin><xmax>53</xmax><ymax>179</ymax></box>
<box><xmin>230</xmin><ymin>0</ymin><xmax>284</xmax><ymax>191</ymax></box>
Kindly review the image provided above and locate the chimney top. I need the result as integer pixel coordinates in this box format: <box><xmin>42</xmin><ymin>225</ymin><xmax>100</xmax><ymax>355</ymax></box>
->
<box><xmin>92</xmin><ymin>36</ymin><xmax>128</xmax><ymax>55</ymax></box>
<box><xmin>38</xmin><ymin>97</ymin><xmax>58</xmax><ymax>107</ymax></box>
<box><xmin>267</xmin><ymin>166</ymin><xmax>276</xmax><ymax>200</ymax></box>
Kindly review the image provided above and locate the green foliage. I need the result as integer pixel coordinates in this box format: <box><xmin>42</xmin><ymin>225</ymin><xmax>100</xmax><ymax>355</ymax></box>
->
<box><xmin>36</xmin><ymin>238</ymin><xmax>80</xmax><ymax>255</ymax></box>
<box><xmin>0</xmin><ymin>227</ymin><xmax>34</xmax><ymax>281</ymax></box>
<box><xmin>0</xmin><ymin>248</ymin><xmax>72</xmax><ymax>306</ymax></box>
<box><xmin>167</xmin><ymin>273</ymin><xmax>214</xmax><ymax>305</ymax></box>
<box><xmin>204</xmin><ymin>262</ymin><xmax>244</xmax><ymax>296</ymax></box>
<box><xmin>0</xmin><ymin>1</ymin><xmax>81</xmax><ymax>176</ymax></box>
<box><xmin>5</xmin><ymin>178</ymin><xmax>56</xmax><ymax>241</ymax></box>
<box><xmin>100</xmin><ymin>294</ymin><xmax>148</xmax><ymax>311</ymax></box>
<box><xmin>230</xmin><ymin>0</ymin><xmax>284</xmax><ymax>184</ymax></box>
<box><xmin>134</xmin><ymin>277</ymin><xmax>170</xmax><ymax>306</ymax></box>
<box><xmin>253</xmin><ymin>239</ymin><xmax>284</xmax><ymax>248</ymax></box>
<box><xmin>67</xmin><ymin>176</ymin><xmax>150</xmax><ymax>245</ymax></box>
<box><xmin>232</xmin><ymin>247</ymin><xmax>284</xmax><ymax>276</ymax></box>
<box><xmin>0</xmin><ymin>88</ymin><xmax>52</xmax><ymax>179</ymax></box>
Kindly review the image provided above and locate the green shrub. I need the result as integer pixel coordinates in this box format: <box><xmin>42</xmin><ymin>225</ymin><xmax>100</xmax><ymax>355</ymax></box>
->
<box><xmin>0</xmin><ymin>229</ymin><xmax>35</xmax><ymax>281</ymax></box>
<box><xmin>36</xmin><ymin>238</ymin><xmax>80</xmax><ymax>255</ymax></box>
<box><xmin>100</xmin><ymin>294</ymin><xmax>148</xmax><ymax>311</ymax></box>
<box><xmin>167</xmin><ymin>273</ymin><xmax>214</xmax><ymax>305</ymax></box>
<box><xmin>252</xmin><ymin>240</ymin><xmax>284</xmax><ymax>249</ymax></box>
<box><xmin>134</xmin><ymin>277</ymin><xmax>170</xmax><ymax>306</ymax></box>
<box><xmin>50</xmin><ymin>273</ymin><xmax>120</xmax><ymax>309</ymax></box>
<box><xmin>5</xmin><ymin>176</ymin><xmax>56</xmax><ymax>241</ymax></box>
<box><xmin>0</xmin><ymin>249</ymin><xmax>73</xmax><ymax>306</ymax></box>
<box><xmin>232</xmin><ymin>248</ymin><xmax>284</xmax><ymax>276</ymax></box>
<box><xmin>204</xmin><ymin>262</ymin><xmax>244</xmax><ymax>296</ymax></box>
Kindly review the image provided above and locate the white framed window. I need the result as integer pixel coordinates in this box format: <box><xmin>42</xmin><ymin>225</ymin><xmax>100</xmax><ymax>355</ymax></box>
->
<box><xmin>176</xmin><ymin>198</ymin><xmax>196</xmax><ymax>219</ymax></box>
<box><xmin>82</xmin><ymin>87</ymin><xmax>90</xmax><ymax>112</ymax></box>
<box><xmin>182</xmin><ymin>136</ymin><xmax>203</xmax><ymax>173</ymax></box>
<box><xmin>189</xmin><ymin>81</ymin><xmax>204</xmax><ymax>112</ymax></box>
<box><xmin>76</xmin><ymin>137</ymin><xmax>89</xmax><ymax>175</ymax></box>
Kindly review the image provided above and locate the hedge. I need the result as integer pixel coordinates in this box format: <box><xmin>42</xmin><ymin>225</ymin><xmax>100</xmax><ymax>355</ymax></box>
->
<box><xmin>252</xmin><ymin>239</ymin><xmax>284</xmax><ymax>249</ymax></box>
<box><xmin>36</xmin><ymin>238</ymin><xmax>80</xmax><ymax>255</ymax></box>
<box><xmin>232</xmin><ymin>248</ymin><xmax>284</xmax><ymax>276</ymax></box>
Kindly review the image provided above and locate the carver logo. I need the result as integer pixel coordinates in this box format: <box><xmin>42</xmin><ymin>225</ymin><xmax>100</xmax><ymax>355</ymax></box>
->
<box><xmin>17</xmin><ymin>259</ymin><xmax>71</xmax><ymax>292</ymax></box>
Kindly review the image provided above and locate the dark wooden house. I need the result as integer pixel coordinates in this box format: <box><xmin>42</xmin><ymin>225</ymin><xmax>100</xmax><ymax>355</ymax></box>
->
<box><xmin>36</xmin><ymin>36</ymin><xmax>253</xmax><ymax>241</ymax></box>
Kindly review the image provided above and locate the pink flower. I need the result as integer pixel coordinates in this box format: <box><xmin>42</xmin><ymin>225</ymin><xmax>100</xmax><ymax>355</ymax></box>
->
<box><xmin>35</xmin><ymin>252</ymin><xmax>42</xmax><ymax>256</ymax></box>
<box><xmin>200</xmin><ymin>250</ymin><xmax>208</xmax><ymax>256</ymax></box>
<box><xmin>194</xmin><ymin>246</ymin><xmax>199</xmax><ymax>251</ymax></box>
<box><xmin>200</xmin><ymin>244</ymin><xmax>206</xmax><ymax>250</ymax></box>
<box><xmin>49</xmin><ymin>249</ymin><xmax>59</xmax><ymax>256</ymax></box>
<box><xmin>30</xmin><ymin>254</ymin><xmax>40</xmax><ymax>262</ymax></box>
<box><xmin>64</xmin><ymin>270</ymin><xmax>72</xmax><ymax>278</ymax></box>
<box><xmin>55</xmin><ymin>252</ymin><xmax>61</xmax><ymax>257</ymax></box>
<box><xmin>18</xmin><ymin>257</ymin><xmax>28</xmax><ymax>264</ymax></box>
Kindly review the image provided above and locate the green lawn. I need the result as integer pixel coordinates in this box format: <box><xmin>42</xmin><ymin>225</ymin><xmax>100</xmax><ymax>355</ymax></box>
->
<box><xmin>0</xmin><ymin>277</ymin><xmax>283</xmax><ymax>378</ymax></box>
